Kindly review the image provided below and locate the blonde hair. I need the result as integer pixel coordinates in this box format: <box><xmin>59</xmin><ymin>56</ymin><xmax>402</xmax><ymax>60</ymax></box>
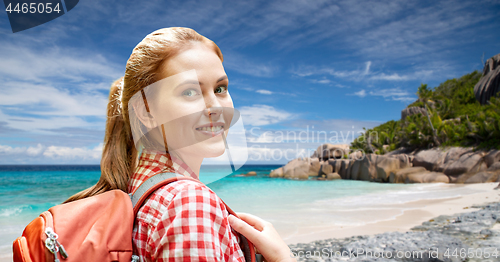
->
<box><xmin>65</xmin><ymin>27</ymin><xmax>223</xmax><ymax>203</ymax></box>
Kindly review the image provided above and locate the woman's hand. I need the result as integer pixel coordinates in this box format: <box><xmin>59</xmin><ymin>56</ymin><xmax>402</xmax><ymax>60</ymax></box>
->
<box><xmin>228</xmin><ymin>213</ymin><xmax>296</xmax><ymax>262</ymax></box>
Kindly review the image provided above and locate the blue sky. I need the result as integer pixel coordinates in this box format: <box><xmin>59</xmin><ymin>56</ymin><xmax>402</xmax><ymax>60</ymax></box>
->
<box><xmin>0</xmin><ymin>0</ymin><xmax>499</xmax><ymax>164</ymax></box>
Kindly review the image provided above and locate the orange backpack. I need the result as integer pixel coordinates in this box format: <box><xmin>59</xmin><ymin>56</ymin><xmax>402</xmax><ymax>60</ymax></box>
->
<box><xmin>12</xmin><ymin>173</ymin><xmax>256</xmax><ymax>262</ymax></box>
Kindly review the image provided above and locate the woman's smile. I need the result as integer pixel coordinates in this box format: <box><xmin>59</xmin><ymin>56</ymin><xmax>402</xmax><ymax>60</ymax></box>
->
<box><xmin>194</xmin><ymin>121</ymin><xmax>225</xmax><ymax>136</ymax></box>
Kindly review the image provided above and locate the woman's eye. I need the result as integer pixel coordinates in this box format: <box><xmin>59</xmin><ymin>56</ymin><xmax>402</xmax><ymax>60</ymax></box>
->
<box><xmin>182</xmin><ymin>89</ymin><xmax>198</xmax><ymax>97</ymax></box>
<box><xmin>215</xmin><ymin>86</ymin><xmax>228</xmax><ymax>94</ymax></box>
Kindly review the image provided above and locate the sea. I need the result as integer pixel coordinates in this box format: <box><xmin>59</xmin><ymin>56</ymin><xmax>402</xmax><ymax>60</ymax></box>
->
<box><xmin>0</xmin><ymin>164</ymin><xmax>483</xmax><ymax>260</ymax></box>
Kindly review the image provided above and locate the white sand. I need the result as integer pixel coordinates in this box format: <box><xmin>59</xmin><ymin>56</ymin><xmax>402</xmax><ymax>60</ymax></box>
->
<box><xmin>282</xmin><ymin>183</ymin><xmax>500</xmax><ymax>245</ymax></box>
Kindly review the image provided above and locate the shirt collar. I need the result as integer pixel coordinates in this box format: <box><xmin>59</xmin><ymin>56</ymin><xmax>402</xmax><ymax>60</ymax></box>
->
<box><xmin>128</xmin><ymin>149</ymin><xmax>199</xmax><ymax>193</ymax></box>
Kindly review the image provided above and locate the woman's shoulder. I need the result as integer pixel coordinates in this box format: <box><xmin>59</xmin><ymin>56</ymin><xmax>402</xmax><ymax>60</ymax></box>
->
<box><xmin>136</xmin><ymin>179</ymin><xmax>227</xmax><ymax>226</ymax></box>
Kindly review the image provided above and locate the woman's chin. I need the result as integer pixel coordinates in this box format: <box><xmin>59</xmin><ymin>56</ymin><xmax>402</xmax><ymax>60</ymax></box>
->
<box><xmin>200</xmin><ymin>140</ymin><xmax>226</xmax><ymax>158</ymax></box>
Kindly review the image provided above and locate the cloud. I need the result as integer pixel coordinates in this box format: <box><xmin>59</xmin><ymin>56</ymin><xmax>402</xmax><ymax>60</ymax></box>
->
<box><xmin>369</xmin><ymin>73</ymin><xmax>408</xmax><ymax>81</ymax></box>
<box><xmin>353</xmin><ymin>90</ymin><xmax>367</xmax><ymax>98</ymax></box>
<box><xmin>0</xmin><ymin>42</ymin><xmax>122</xmax><ymax>84</ymax></box>
<box><xmin>368</xmin><ymin>88</ymin><xmax>415</xmax><ymax>102</ymax></box>
<box><xmin>223</xmin><ymin>51</ymin><xmax>278</xmax><ymax>77</ymax></box>
<box><xmin>350</xmin><ymin>87</ymin><xmax>415</xmax><ymax>102</ymax></box>
<box><xmin>346</xmin><ymin>0</ymin><xmax>491</xmax><ymax>59</ymax></box>
<box><xmin>238</xmin><ymin>104</ymin><xmax>294</xmax><ymax>126</ymax></box>
<box><xmin>43</xmin><ymin>143</ymin><xmax>103</xmax><ymax>160</ymax></box>
<box><xmin>292</xmin><ymin>61</ymin><xmax>439</xmax><ymax>83</ymax></box>
<box><xmin>26</xmin><ymin>144</ymin><xmax>44</xmax><ymax>156</ymax></box>
<box><xmin>0</xmin><ymin>143</ymin><xmax>103</xmax><ymax>163</ymax></box>
<box><xmin>256</xmin><ymin>89</ymin><xmax>273</xmax><ymax>95</ymax></box>
<box><xmin>0</xmin><ymin>39</ymin><xmax>121</xmax><ymax>134</ymax></box>
<box><xmin>311</xmin><ymin>78</ymin><xmax>332</xmax><ymax>84</ymax></box>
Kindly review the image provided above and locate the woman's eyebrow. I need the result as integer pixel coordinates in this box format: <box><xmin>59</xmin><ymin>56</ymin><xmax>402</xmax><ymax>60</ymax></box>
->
<box><xmin>174</xmin><ymin>79</ymin><xmax>201</xmax><ymax>90</ymax></box>
<box><xmin>217</xmin><ymin>76</ymin><xmax>228</xmax><ymax>83</ymax></box>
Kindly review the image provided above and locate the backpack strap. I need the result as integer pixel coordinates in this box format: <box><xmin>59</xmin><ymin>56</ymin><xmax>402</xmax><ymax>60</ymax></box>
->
<box><xmin>130</xmin><ymin>172</ymin><xmax>185</xmax><ymax>214</ymax></box>
<box><xmin>129</xmin><ymin>173</ymin><xmax>257</xmax><ymax>262</ymax></box>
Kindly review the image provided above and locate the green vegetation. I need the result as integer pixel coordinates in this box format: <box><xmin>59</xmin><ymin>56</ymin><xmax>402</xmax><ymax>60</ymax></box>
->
<box><xmin>351</xmin><ymin>70</ymin><xmax>500</xmax><ymax>153</ymax></box>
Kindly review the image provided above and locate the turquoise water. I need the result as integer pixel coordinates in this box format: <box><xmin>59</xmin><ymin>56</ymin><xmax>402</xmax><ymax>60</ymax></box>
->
<box><xmin>0</xmin><ymin>165</ymin><xmax>481</xmax><ymax>259</ymax></box>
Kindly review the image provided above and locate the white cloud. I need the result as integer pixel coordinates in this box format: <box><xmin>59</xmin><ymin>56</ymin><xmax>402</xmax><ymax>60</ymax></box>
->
<box><xmin>292</xmin><ymin>61</ymin><xmax>438</xmax><ymax>83</ymax></box>
<box><xmin>0</xmin><ymin>82</ymin><xmax>108</xmax><ymax>117</ymax></box>
<box><xmin>43</xmin><ymin>144</ymin><xmax>103</xmax><ymax>160</ymax></box>
<box><xmin>364</xmin><ymin>61</ymin><xmax>371</xmax><ymax>75</ymax></box>
<box><xmin>238</xmin><ymin>104</ymin><xmax>293</xmax><ymax>126</ymax></box>
<box><xmin>0</xmin><ymin>143</ymin><xmax>102</xmax><ymax>161</ymax></box>
<box><xmin>0</xmin><ymin>40</ymin><xmax>120</xmax><ymax>134</ymax></box>
<box><xmin>350</xmin><ymin>87</ymin><xmax>415</xmax><ymax>102</ymax></box>
<box><xmin>369</xmin><ymin>73</ymin><xmax>408</xmax><ymax>81</ymax></box>
<box><xmin>223</xmin><ymin>51</ymin><xmax>277</xmax><ymax>77</ymax></box>
<box><xmin>256</xmin><ymin>89</ymin><xmax>273</xmax><ymax>95</ymax></box>
<box><xmin>368</xmin><ymin>88</ymin><xmax>415</xmax><ymax>102</ymax></box>
<box><xmin>0</xmin><ymin>144</ymin><xmax>27</xmax><ymax>155</ymax></box>
<box><xmin>0</xmin><ymin>42</ymin><xmax>122</xmax><ymax>84</ymax></box>
<box><xmin>311</xmin><ymin>78</ymin><xmax>331</xmax><ymax>84</ymax></box>
<box><xmin>353</xmin><ymin>90</ymin><xmax>366</xmax><ymax>98</ymax></box>
<box><xmin>26</xmin><ymin>144</ymin><xmax>44</xmax><ymax>156</ymax></box>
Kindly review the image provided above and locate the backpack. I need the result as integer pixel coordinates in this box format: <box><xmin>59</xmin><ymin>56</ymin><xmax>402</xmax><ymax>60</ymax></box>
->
<box><xmin>12</xmin><ymin>173</ymin><xmax>257</xmax><ymax>262</ymax></box>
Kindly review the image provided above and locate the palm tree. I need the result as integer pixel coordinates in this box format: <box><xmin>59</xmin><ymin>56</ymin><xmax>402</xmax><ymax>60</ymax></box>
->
<box><xmin>417</xmin><ymin>84</ymin><xmax>441</xmax><ymax>147</ymax></box>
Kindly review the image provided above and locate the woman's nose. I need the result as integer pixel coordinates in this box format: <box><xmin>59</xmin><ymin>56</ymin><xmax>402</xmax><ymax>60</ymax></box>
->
<box><xmin>203</xmin><ymin>94</ymin><xmax>223</xmax><ymax>117</ymax></box>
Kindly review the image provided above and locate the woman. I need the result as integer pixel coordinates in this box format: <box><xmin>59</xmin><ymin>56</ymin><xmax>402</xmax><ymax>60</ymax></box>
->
<box><xmin>66</xmin><ymin>27</ymin><xmax>295</xmax><ymax>262</ymax></box>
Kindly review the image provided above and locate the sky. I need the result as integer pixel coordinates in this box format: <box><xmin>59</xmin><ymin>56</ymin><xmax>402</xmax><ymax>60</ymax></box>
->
<box><xmin>0</xmin><ymin>0</ymin><xmax>499</xmax><ymax>165</ymax></box>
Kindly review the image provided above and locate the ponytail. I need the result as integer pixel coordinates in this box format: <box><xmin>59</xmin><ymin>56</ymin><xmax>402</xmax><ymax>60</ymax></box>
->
<box><xmin>64</xmin><ymin>77</ymin><xmax>137</xmax><ymax>203</ymax></box>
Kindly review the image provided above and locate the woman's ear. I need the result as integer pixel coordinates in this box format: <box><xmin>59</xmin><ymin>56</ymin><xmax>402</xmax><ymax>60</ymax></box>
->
<box><xmin>130</xmin><ymin>97</ymin><xmax>158</xmax><ymax>129</ymax></box>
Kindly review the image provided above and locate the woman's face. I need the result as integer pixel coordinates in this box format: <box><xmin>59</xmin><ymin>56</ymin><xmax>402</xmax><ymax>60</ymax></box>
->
<box><xmin>142</xmin><ymin>42</ymin><xmax>233</xmax><ymax>161</ymax></box>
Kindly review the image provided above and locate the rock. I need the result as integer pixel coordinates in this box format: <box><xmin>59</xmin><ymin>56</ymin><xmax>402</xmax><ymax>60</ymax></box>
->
<box><xmin>313</xmin><ymin>143</ymin><xmax>349</xmax><ymax>160</ymax></box>
<box><xmin>401</xmin><ymin>106</ymin><xmax>427</xmax><ymax>120</ymax></box>
<box><xmin>464</xmin><ymin>171</ymin><xmax>499</xmax><ymax>183</ymax></box>
<box><xmin>340</xmin><ymin>160</ymin><xmax>352</xmax><ymax>179</ymax></box>
<box><xmin>308</xmin><ymin>158</ymin><xmax>321</xmax><ymax>176</ymax></box>
<box><xmin>283</xmin><ymin>159</ymin><xmax>310</xmax><ymax>180</ymax></box>
<box><xmin>454</xmin><ymin>172</ymin><xmax>477</xmax><ymax>183</ymax></box>
<box><xmin>474</xmin><ymin>53</ymin><xmax>500</xmax><ymax>105</ymax></box>
<box><xmin>244</xmin><ymin>171</ymin><xmax>256</xmax><ymax>176</ymax></box>
<box><xmin>406</xmin><ymin>172</ymin><xmax>449</xmax><ymax>183</ymax></box>
<box><xmin>413</xmin><ymin>148</ymin><xmax>447</xmax><ymax>171</ymax></box>
<box><xmin>326</xmin><ymin>173</ymin><xmax>341</xmax><ymax>180</ymax></box>
<box><xmin>440</xmin><ymin>147</ymin><xmax>471</xmax><ymax>169</ymax></box>
<box><xmin>375</xmin><ymin>156</ymin><xmax>401</xmax><ymax>182</ymax></box>
<box><xmin>442</xmin><ymin>150</ymin><xmax>487</xmax><ymax>177</ymax></box>
<box><xmin>485</xmin><ymin>149</ymin><xmax>500</xmax><ymax>167</ymax></box>
<box><xmin>348</xmin><ymin>150</ymin><xmax>365</xmax><ymax>160</ymax></box>
<box><xmin>318</xmin><ymin>162</ymin><xmax>333</xmax><ymax>176</ymax></box>
<box><xmin>351</xmin><ymin>154</ymin><xmax>378</xmax><ymax>181</ymax></box>
<box><xmin>269</xmin><ymin>167</ymin><xmax>283</xmax><ymax>178</ymax></box>
<box><xmin>413</xmin><ymin>147</ymin><xmax>487</xmax><ymax>177</ymax></box>
<box><xmin>388</xmin><ymin>153</ymin><xmax>413</xmax><ymax>168</ymax></box>
<box><xmin>487</xmin><ymin>162</ymin><xmax>500</xmax><ymax>171</ymax></box>
<box><xmin>328</xmin><ymin>159</ymin><xmax>342</xmax><ymax>173</ymax></box>
<box><xmin>288</xmin><ymin>202</ymin><xmax>500</xmax><ymax>260</ymax></box>
<box><xmin>389</xmin><ymin>166</ymin><xmax>427</xmax><ymax>183</ymax></box>
<box><xmin>385</xmin><ymin>147</ymin><xmax>418</xmax><ymax>156</ymax></box>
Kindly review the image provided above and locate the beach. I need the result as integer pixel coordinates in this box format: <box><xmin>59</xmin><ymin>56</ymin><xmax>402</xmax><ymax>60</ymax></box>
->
<box><xmin>281</xmin><ymin>183</ymin><xmax>500</xmax><ymax>245</ymax></box>
<box><xmin>287</xmin><ymin>183</ymin><xmax>500</xmax><ymax>261</ymax></box>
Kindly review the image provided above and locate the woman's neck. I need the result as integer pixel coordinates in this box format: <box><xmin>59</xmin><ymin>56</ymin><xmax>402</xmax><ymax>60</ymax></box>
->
<box><xmin>170</xmin><ymin>150</ymin><xmax>202</xmax><ymax>178</ymax></box>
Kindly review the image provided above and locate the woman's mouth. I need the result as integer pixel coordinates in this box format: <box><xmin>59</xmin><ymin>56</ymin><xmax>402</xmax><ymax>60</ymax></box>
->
<box><xmin>195</xmin><ymin>122</ymin><xmax>225</xmax><ymax>136</ymax></box>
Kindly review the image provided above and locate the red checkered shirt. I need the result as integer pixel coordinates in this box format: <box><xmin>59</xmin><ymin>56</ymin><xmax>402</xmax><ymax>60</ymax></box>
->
<box><xmin>127</xmin><ymin>149</ymin><xmax>246</xmax><ymax>262</ymax></box>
